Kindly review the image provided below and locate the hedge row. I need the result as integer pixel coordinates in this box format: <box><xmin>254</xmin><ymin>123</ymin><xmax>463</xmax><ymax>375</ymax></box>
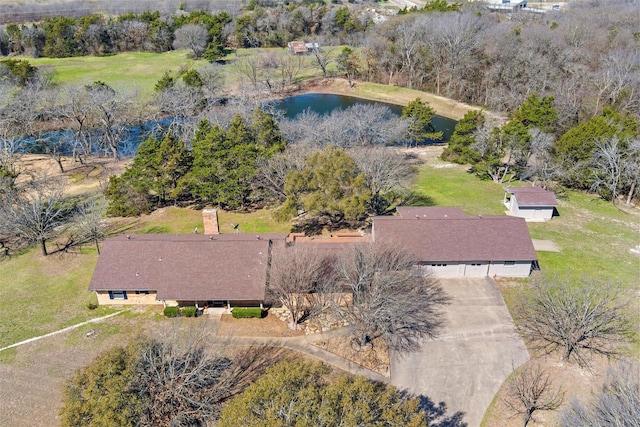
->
<box><xmin>163</xmin><ymin>306</ymin><xmax>197</xmax><ymax>318</ymax></box>
<box><xmin>231</xmin><ymin>307</ymin><xmax>264</xmax><ymax>319</ymax></box>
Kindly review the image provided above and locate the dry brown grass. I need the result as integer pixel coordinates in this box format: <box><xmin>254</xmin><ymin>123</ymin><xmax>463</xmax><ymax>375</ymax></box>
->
<box><xmin>217</xmin><ymin>312</ymin><xmax>305</xmax><ymax>338</ymax></box>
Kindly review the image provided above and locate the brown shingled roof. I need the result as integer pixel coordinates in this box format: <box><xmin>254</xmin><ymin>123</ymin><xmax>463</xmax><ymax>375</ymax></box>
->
<box><xmin>89</xmin><ymin>234</ymin><xmax>287</xmax><ymax>301</ymax></box>
<box><xmin>505</xmin><ymin>187</ymin><xmax>558</xmax><ymax>207</ymax></box>
<box><xmin>396</xmin><ymin>206</ymin><xmax>468</xmax><ymax>219</ymax></box>
<box><xmin>373</xmin><ymin>215</ymin><xmax>537</xmax><ymax>262</ymax></box>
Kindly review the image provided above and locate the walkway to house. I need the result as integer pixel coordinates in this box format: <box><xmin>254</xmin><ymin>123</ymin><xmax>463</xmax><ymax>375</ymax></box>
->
<box><xmin>0</xmin><ymin>311</ymin><xmax>123</xmax><ymax>352</ymax></box>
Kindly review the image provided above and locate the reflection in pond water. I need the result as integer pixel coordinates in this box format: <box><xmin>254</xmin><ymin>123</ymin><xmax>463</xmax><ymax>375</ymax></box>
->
<box><xmin>275</xmin><ymin>93</ymin><xmax>457</xmax><ymax>142</ymax></box>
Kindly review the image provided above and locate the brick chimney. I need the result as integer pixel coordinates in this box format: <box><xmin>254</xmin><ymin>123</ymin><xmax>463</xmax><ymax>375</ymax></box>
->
<box><xmin>202</xmin><ymin>209</ymin><xmax>219</xmax><ymax>235</ymax></box>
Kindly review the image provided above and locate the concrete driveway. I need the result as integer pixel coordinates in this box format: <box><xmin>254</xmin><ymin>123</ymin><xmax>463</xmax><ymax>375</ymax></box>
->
<box><xmin>390</xmin><ymin>277</ymin><xmax>529</xmax><ymax>427</ymax></box>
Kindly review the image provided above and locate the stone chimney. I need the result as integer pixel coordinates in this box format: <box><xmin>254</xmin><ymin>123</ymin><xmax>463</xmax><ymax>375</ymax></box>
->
<box><xmin>202</xmin><ymin>209</ymin><xmax>219</xmax><ymax>235</ymax></box>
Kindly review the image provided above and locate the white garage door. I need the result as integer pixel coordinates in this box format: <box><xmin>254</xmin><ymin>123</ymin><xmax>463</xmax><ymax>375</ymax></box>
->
<box><xmin>463</xmin><ymin>263</ymin><xmax>489</xmax><ymax>277</ymax></box>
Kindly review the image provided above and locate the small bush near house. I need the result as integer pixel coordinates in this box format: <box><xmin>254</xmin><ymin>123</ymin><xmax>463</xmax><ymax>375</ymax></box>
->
<box><xmin>87</xmin><ymin>302</ymin><xmax>98</xmax><ymax>310</ymax></box>
<box><xmin>163</xmin><ymin>306</ymin><xmax>180</xmax><ymax>317</ymax></box>
<box><xmin>231</xmin><ymin>308</ymin><xmax>264</xmax><ymax>319</ymax></box>
<box><xmin>181</xmin><ymin>306</ymin><xmax>197</xmax><ymax>317</ymax></box>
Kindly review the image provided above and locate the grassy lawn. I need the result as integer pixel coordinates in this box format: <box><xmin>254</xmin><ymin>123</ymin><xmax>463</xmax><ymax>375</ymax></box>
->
<box><xmin>24</xmin><ymin>50</ymin><xmax>198</xmax><ymax>94</ymax></box>
<box><xmin>0</xmin><ymin>247</ymin><xmax>114</xmax><ymax>349</ymax></box>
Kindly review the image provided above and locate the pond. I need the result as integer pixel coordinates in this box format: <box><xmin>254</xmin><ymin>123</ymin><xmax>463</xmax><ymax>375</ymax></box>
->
<box><xmin>275</xmin><ymin>93</ymin><xmax>458</xmax><ymax>142</ymax></box>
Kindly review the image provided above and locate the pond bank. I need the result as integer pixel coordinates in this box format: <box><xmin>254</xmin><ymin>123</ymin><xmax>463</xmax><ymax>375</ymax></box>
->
<box><xmin>293</xmin><ymin>77</ymin><xmax>505</xmax><ymax>122</ymax></box>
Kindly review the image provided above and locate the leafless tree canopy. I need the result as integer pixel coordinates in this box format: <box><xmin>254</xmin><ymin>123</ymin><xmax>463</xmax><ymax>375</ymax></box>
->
<box><xmin>267</xmin><ymin>244</ymin><xmax>334</xmax><ymax>329</ymax></box>
<box><xmin>330</xmin><ymin>242</ymin><xmax>451</xmax><ymax>352</ymax></box>
<box><xmin>560</xmin><ymin>359</ymin><xmax>640</xmax><ymax>427</ymax></box>
<box><xmin>279</xmin><ymin>103</ymin><xmax>410</xmax><ymax>148</ymax></box>
<box><xmin>3</xmin><ymin>177</ymin><xmax>70</xmax><ymax>256</ymax></box>
<box><xmin>503</xmin><ymin>362</ymin><xmax>564</xmax><ymax>427</ymax></box>
<box><xmin>515</xmin><ymin>277</ymin><xmax>635</xmax><ymax>367</ymax></box>
<box><xmin>173</xmin><ymin>24</ymin><xmax>209</xmax><ymax>58</ymax></box>
<box><xmin>132</xmin><ymin>322</ymin><xmax>284</xmax><ymax>426</ymax></box>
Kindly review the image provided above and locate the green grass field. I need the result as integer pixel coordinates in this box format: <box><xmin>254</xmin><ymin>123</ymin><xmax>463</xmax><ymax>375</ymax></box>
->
<box><xmin>25</xmin><ymin>51</ymin><xmax>198</xmax><ymax>94</ymax></box>
<box><xmin>23</xmin><ymin>47</ymin><xmax>333</xmax><ymax>98</ymax></box>
<box><xmin>0</xmin><ymin>247</ymin><xmax>114</xmax><ymax>349</ymax></box>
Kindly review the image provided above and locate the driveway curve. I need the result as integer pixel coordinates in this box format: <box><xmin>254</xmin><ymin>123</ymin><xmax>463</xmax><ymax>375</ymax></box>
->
<box><xmin>390</xmin><ymin>277</ymin><xmax>529</xmax><ymax>427</ymax></box>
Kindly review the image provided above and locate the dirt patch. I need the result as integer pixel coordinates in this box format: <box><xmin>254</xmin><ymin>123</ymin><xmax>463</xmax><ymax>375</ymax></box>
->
<box><xmin>217</xmin><ymin>312</ymin><xmax>305</xmax><ymax>338</ymax></box>
<box><xmin>15</xmin><ymin>154</ymin><xmax>130</xmax><ymax>197</ymax></box>
<box><xmin>313</xmin><ymin>336</ymin><xmax>390</xmax><ymax>377</ymax></box>
<box><xmin>482</xmin><ymin>354</ymin><xmax>612</xmax><ymax>427</ymax></box>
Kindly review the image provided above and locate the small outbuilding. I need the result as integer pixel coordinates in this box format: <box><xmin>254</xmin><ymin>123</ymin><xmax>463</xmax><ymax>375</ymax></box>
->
<box><xmin>503</xmin><ymin>187</ymin><xmax>558</xmax><ymax>221</ymax></box>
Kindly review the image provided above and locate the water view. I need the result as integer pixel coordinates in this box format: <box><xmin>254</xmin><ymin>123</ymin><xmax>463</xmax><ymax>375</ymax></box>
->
<box><xmin>276</xmin><ymin>93</ymin><xmax>458</xmax><ymax>142</ymax></box>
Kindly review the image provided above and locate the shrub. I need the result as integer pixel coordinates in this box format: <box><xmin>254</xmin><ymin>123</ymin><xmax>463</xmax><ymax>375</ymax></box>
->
<box><xmin>164</xmin><ymin>306</ymin><xmax>180</xmax><ymax>318</ymax></box>
<box><xmin>231</xmin><ymin>307</ymin><xmax>264</xmax><ymax>319</ymax></box>
<box><xmin>87</xmin><ymin>302</ymin><xmax>98</xmax><ymax>310</ymax></box>
<box><xmin>181</xmin><ymin>306</ymin><xmax>197</xmax><ymax>318</ymax></box>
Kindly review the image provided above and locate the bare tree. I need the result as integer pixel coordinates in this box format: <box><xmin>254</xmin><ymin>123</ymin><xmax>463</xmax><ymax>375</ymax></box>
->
<box><xmin>5</xmin><ymin>177</ymin><xmax>70</xmax><ymax>256</ymax></box>
<box><xmin>73</xmin><ymin>194</ymin><xmax>108</xmax><ymax>254</ymax></box>
<box><xmin>267</xmin><ymin>244</ymin><xmax>334</xmax><ymax>329</ymax></box>
<box><xmin>622</xmin><ymin>139</ymin><xmax>640</xmax><ymax>205</ymax></box>
<box><xmin>310</xmin><ymin>45</ymin><xmax>333</xmax><ymax>78</ymax></box>
<box><xmin>503</xmin><ymin>362</ymin><xmax>564</xmax><ymax>427</ymax></box>
<box><xmin>560</xmin><ymin>359</ymin><xmax>640</xmax><ymax>427</ymax></box>
<box><xmin>0</xmin><ymin>136</ymin><xmax>22</xmax><ymax>185</ymax></box>
<box><xmin>84</xmin><ymin>82</ymin><xmax>132</xmax><ymax>159</ymax></box>
<box><xmin>330</xmin><ymin>242</ymin><xmax>451</xmax><ymax>352</ymax></box>
<box><xmin>515</xmin><ymin>277</ymin><xmax>634</xmax><ymax>367</ymax></box>
<box><xmin>255</xmin><ymin>142</ymin><xmax>311</xmax><ymax>202</ymax></box>
<box><xmin>590</xmin><ymin>137</ymin><xmax>626</xmax><ymax>202</ymax></box>
<box><xmin>523</xmin><ymin>128</ymin><xmax>558</xmax><ymax>189</ymax></box>
<box><xmin>58</xmin><ymin>85</ymin><xmax>93</xmax><ymax>164</ymax></box>
<box><xmin>349</xmin><ymin>146</ymin><xmax>414</xmax><ymax>215</ymax></box>
<box><xmin>173</xmin><ymin>24</ymin><xmax>209</xmax><ymax>58</ymax></box>
<box><xmin>132</xmin><ymin>323</ymin><xmax>283</xmax><ymax>426</ymax></box>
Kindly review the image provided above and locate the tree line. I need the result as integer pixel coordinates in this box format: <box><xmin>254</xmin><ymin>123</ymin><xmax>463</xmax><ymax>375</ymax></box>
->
<box><xmin>2</xmin><ymin>1</ymin><xmax>637</xmax><ymax>122</ymax></box>
<box><xmin>442</xmin><ymin>94</ymin><xmax>639</xmax><ymax>204</ymax></box>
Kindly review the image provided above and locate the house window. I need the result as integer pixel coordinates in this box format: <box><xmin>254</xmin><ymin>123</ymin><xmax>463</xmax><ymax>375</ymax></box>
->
<box><xmin>504</xmin><ymin>261</ymin><xmax>516</xmax><ymax>267</ymax></box>
<box><xmin>135</xmin><ymin>290</ymin><xmax>150</xmax><ymax>295</ymax></box>
<box><xmin>109</xmin><ymin>290</ymin><xmax>128</xmax><ymax>300</ymax></box>
<box><xmin>431</xmin><ymin>263</ymin><xmax>448</xmax><ymax>267</ymax></box>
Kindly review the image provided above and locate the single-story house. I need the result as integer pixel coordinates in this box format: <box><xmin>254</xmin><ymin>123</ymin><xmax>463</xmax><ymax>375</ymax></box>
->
<box><xmin>287</xmin><ymin>40</ymin><xmax>320</xmax><ymax>55</ymax></box>
<box><xmin>89</xmin><ymin>233</ymin><xmax>288</xmax><ymax>307</ymax></box>
<box><xmin>89</xmin><ymin>207</ymin><xmax>539</xmax><ymax>306</ymax></box>
<box><xmin>372</xmin><ymin>207</ymin><xmax>538</xmax><ymax>278</ymax></box>
<box><xmin>503</xmin><ymin>187</ymin><xmax>558</xmax><ymax>221</ymax></box>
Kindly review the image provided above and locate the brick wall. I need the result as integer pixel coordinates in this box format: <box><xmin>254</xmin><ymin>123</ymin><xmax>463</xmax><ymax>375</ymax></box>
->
<box><xmin>202</xmin><ymin>209</ymin><xmax>219</xmax><ymax>234</ymax></box>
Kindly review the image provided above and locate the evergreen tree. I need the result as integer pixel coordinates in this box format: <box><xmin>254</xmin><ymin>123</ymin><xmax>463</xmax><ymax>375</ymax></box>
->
<box><xmin>401</xmin><ymin>98</ymin><xmax>443</xmax><ymax>143</ymax></box>
<box><xmin>441</xmin><ymin>110</ymin><xmax>485</xmax><ymax>164</ymax></box>
<box><xmin>188</xmin><ymin>115</ymin><xmax>263</xmax><ymax>209</ymax></box>
<box><xmin>511</xmin><ymin>93</ymin><xmax>558</xmax><ymax>134</ymax></box>
<box><xmin>219</xmin><ymin>359</ymin><xmax>428</xmax><ymax>427</ymax></box>
<box><xmin>251</xmin><ymin>107</ymin><xmax>285</xmax><ymax>152</ymax></box>
<box><xmin>154</xmin><ymin>133</ymin><xmax>192</xmax><ymax>205</ymax></box>
<box><xmin>553</xmin><ymin>108</ymin><xmax>638</xmax><ymax>188</ymax></box>
<box><xmin>60</xmin><ymin>345</ymin><xmax>143</xmax><ymax>427</ymax></box>
<box><xmin>281</xmin><ymin>146</ymin><xmax>370</xmax><ymax>223</ymax></box>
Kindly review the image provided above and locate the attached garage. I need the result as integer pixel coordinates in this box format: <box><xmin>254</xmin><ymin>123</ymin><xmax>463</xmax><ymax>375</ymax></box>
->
<box><xmin>373</xmin><ymin>208</ymin><xmax>538</xmax><ymax>279</ymax></box>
